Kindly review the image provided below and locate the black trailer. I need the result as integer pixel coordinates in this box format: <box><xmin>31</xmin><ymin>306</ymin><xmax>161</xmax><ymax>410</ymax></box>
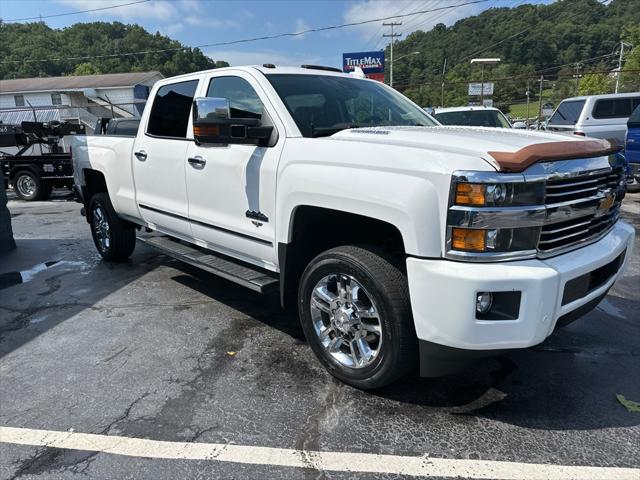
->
<box><xmin>0</xmin><ymin>121</ymin><xmax>85</xmax><ymax>201</ymax></box>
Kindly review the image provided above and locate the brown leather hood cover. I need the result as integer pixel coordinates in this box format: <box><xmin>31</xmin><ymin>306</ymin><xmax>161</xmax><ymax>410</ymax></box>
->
<box><xmin>488</xmin><ymin>139</ymin><xmax>621</xmax><ymax>173</ymax></box>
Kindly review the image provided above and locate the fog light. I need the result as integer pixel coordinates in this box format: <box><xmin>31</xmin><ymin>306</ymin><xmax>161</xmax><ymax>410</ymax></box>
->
<box><xmin>476</xmin><ymin>292</ymin><xmax>493</xmax><ymax>314</ymax></box>
<box><xmin>452</xmin><ymin>227</ymin><xmax>486</xmax><ymax>251</ymax></box>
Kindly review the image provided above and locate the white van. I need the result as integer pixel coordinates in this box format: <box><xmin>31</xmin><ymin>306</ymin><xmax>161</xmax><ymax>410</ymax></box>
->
<box><xmin>546</xmin><ymin>93</ymin><xmax>640</xmax><ymax>144</ymax></box>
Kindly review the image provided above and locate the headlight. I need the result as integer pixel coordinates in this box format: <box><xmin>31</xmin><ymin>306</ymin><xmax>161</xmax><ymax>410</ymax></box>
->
<box><xmin>453</xmin><ymin>181</ymin><xmax>544</xmax><ymax>207</ymax></box>
<box><xmin>447</xmin><ymin>172</ymin><xmax>546</xmax><ymax>261</ymax></box>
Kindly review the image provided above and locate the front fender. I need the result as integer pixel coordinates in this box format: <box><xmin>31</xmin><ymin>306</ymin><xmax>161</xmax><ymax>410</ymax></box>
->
<box><xmin>276</xmin><ymin>162</ymin><xmax>443</xmax><ymax>257</ymax></box>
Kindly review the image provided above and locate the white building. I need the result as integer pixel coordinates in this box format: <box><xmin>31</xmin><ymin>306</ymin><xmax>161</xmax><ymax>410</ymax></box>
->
<box><xmin>0</xmin><ymin>71</ymin><xmax>163</xmax><ymax>127</ymax></box>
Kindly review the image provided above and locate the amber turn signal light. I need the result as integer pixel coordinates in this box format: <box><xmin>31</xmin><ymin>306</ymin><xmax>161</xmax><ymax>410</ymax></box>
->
<box><xmin>455</xmin><ymin>183</ymin><xmax>486</xmax><ymax>206</ymax></box>
<box><xmin>452</xmin><ymin>228</ymin><xmax>486</xmax><ymax>251</ymax></box>
<box><xmin>194</xmin><ymin>125</ymin><xmax>220</xmax><ymax>136</ymax></box>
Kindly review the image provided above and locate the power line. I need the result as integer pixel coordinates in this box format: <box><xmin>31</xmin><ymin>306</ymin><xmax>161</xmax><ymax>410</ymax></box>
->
<box><xmin>1</xmin><ymin>0</ymin><xmax>490</xmax><ymax>65</ymax></box>
<box><xmin>392</xmin><ymin>68</ymin><xmax>640</xmax><ymax>90</ymax></box>
<box><xmin>2</xmin><ymin>0</ymin><xmax>151</xmax><ymax>23</ymax></box>
<box><xmin>393</xmin><ymin>49</ymin><xmax>620</xmax><ymax>86</ymax></box>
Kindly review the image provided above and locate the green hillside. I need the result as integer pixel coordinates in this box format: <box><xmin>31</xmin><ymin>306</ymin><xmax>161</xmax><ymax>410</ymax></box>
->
<box><xmin>386</xmin><ymin>0</ymin><xmax>640</xmax><ymax>109</ymax></box>
<box><xmin>0</xmin><ymin>21</ymin><xmax>228</xmax><ymax>79</ymax></box>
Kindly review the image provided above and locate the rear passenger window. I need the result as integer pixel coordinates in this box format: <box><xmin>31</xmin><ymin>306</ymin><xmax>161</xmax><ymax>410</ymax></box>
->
<box><xmin>206</xmin><ymin>76</ymin><xmax>263</xmax><ymax>119</ymax></box>
<box><xmin>592</xmin><ymin>98</ymin><xmax>635</xmax><ymax>119</ymax></box>
<box><xmin>147</xmin><ymin>80</ymin><xmax>198</xmax><ymax>138</ymax></box>
<box><xmin>115</xmin><ymin>121</ymin><xmax>139</xmax><ymax>136</ymax></box>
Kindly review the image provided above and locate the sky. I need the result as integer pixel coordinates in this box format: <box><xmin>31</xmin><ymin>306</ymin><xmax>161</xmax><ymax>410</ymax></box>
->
<box><xmin>0</xmin><ymin>0</ymin><xmax>554</xmax><ymax>69</ymax></box>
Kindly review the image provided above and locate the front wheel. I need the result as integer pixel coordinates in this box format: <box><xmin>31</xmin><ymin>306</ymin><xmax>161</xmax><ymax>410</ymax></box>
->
<box><xmin>89</xmin><ymin>193</ymin><xmax>136</xmax><ymax>261</ymax></box>
<box><xmin>299</xmin><ymin>245</ymin><xmax>417</xmax><ymax>390</ymax></box>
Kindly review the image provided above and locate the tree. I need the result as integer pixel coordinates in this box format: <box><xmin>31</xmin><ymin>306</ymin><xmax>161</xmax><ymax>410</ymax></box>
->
<box><xmin>619</xmin><ymin>24</ymin><xmax>640</xmax><ymax>92</ymax></box>
<box><xmin>0</xmin><ymin>21</ymin><xmax>229</xmax><ymax>79</ymax></box>
<box><xmin>72</xmin><ymin>63</ymin><xmax>102</xmax><ymax>76</ymax></box>
<box><xmin>578</xmin><ymin>74</ymin><xmax>613</xmax><ymax>95</ymax></box>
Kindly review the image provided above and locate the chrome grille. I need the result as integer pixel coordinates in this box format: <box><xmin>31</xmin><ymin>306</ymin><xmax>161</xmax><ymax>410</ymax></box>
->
<box><xmin>537</xmin><ymin>165</ymin><xmax>625</xmax><ymax>256</ymax></box>
<box><xmin>544</xmin><ymin>169</ymin><xmax>621</xmax><ymax>204</ymax></box>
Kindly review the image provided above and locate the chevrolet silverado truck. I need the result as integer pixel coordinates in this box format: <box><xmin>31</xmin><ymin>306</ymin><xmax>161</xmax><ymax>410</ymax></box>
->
<box><xmin>71</xmin><ymin>65</ymin><xmax>634</xmax><ymax>389</ymax></box>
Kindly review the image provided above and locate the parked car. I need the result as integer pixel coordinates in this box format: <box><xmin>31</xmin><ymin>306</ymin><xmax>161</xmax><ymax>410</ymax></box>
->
<box><xmin>626</xmin><ymin>104</ymin><xmax>640</xmax><ymax>193</ymax></box>
<box><xmin>432</xmin><ymin>106</ymin><xmax>524</xmax><ymax>129</ymax></box>
<box><xmin>71</xmin><ymin>65</ymin><xmax>634</xmax><ymax>389</ymax></box>
<box><xmin>546</xmin><ymin>93</ymin><xmax>640</xmax><ymax>144</ymax></box>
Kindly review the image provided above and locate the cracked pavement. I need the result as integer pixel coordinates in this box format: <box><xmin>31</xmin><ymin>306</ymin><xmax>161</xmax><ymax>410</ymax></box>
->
<box><xmin>0</xmin><ymin>190</ymin><xmax>639</xmax><ymax>479</ymax></box>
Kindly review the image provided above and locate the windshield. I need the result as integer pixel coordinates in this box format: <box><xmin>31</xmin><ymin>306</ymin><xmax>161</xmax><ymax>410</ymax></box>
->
<box><xmin>266</xmin><ymin>74</ymin><xmax>437</xmax><ymax>137</ymax></box>
<box><xmin>434</xmin><ymin>109</ymin><xmax>511</xmax><ymax>128</ymax></box>
<box><xmin>548</xmin><ymin>100</ymin><xmax>585</xmax><ymax>125</ymax></box>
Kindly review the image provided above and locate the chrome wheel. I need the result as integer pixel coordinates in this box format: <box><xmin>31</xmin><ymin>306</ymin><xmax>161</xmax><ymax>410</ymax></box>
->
<box><xmin>310</xmin><ymin>274</ymin><xmax>382</xmax><ymax>369</ymax></box>
<box><xmin>92</xmin><ymin>205</ymin><xmax>111</xmax><ymax>253</ymax></box>
<box><xmin>16</xmin><ymin>175</ymin><xmax>36</xmax><ymax>198</ymax></box>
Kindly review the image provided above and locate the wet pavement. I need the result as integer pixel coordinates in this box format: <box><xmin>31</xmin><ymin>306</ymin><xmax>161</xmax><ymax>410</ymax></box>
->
<box><xmin>0</xmin><ymin>189</ymin><xmax>638</xmax><ymax>479</ymax></box>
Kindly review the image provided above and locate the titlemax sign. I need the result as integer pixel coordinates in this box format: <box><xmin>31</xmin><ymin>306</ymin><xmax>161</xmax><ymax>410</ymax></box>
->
<box><xmin>342</xmin><ymin>51</ymin><xmax>385</xmax><ymax>74</ymax></box>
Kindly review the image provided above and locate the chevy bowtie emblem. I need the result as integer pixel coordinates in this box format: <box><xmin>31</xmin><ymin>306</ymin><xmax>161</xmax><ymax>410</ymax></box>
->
<box><xmin>595</xmin><ymin>191</ymin><xmax>615</xmax><ymax>217</ymax></box>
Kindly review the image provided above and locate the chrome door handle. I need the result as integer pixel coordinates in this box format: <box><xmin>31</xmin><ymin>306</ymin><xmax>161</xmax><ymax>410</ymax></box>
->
<box><xmin>134</xmin><ymin>150</ymin><xmax>147</xmax><ymax>161</ymax></box>
<box><xmin>188</xmin><ymin>156</ymin><xmax>206</xmax><ymax>167</ymax></box>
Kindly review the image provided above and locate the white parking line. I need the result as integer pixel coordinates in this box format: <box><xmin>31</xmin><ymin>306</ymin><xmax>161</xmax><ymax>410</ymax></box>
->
<box><xmin>1</xmin><ymin>426</ymin><xmax>638</xmax><ymax>479</ymax></box>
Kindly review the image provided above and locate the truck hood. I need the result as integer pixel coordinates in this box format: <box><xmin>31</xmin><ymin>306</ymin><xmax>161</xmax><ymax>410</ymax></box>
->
<box><xmin>330</xmin><ymin>126</ymin><xmax>612</xmax><ymax>172</ymax></box>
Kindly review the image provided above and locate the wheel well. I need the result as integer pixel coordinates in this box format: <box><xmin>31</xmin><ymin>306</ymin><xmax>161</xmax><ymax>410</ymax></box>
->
<box><xmin>82</xmin><ymin>169</ymin><xmax>107</xmax><ymax>202</ymax></box>
<box><xmin>10</xmin><ymin>166</ymin><xmax>39</xmax><ymax>182</ymax></box>
<box><xmin>279</xmin><ymin>206</ymin><xmax>405</xmax><ymax>311</ymax></box>
<box><xmin>81</xmin><ymin>169</ymin><xmax>108</xmax><ymax>221</ymax></box>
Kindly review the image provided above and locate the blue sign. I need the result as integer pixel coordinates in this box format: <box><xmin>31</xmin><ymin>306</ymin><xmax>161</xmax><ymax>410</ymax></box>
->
<box><xmin>343</xmin><ymin>51</ymin><xmax>385</xmax><ymax>74</ymax></box>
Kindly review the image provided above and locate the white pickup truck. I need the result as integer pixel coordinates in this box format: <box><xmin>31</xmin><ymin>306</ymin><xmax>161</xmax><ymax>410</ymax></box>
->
<box><xmin>72</xmin><ymin>65</ymin><xmax>634</xmax><ymax>389</ymax></box>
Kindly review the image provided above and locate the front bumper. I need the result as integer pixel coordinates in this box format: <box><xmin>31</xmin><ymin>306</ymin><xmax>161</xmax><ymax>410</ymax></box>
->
<box><xmin>406</xmin><ymin>220</ymin><xmax>634</xmax><ymax>360</ymax></box>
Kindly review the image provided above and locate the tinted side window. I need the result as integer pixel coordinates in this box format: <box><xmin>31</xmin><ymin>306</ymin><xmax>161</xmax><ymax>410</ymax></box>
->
<box><xmin>147</xmin><ymin>80</ymin><xmax>198</xmax><ymax>138</ymax></box>
<box><xmin>206</xmin><ymin>76</ymin><xmax>263</xmax><ymax>119</ymax></box>
<box><xmin>548</xmin><ymin>100</ymin><xmax>585</xmax><ymax>125</ymax></box>
<box><xmin>114</xmin><ymin>120</ymin><xmax>139</xmax><ymax>136</ymax></box>
<box><xmin>592</xmin><ymin>98</ymin><xmax>634</xmax><ymax>119</ymax></box>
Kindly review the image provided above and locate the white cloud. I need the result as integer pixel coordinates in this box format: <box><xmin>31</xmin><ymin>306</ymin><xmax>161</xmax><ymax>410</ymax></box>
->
<box><xmin>177</xmin><ymin>0</ymin><xmax>203</xmax><ymax>13</ymax></box>
<box><xmin>55</xmin><ymin>0</ymin><xmax>178</xmax><ymax>22</ymax></box>
<box><xmin>161</xmin><ymin>23</ymin><xmax>184</xmax><ymax>36</ymax></box>
<box><xmin>293</xmin><ymin>18</ymin><xmax>310</xmax><ymax>40</ymax></box>
<box><xmin>204</xmin><ymin>49</ymin><xmax>324</xmax><ymax>68</ymax></box>
<box><xmin>344</xmin><ymin>0</ymin><xmax>487</xmax><ymax>46</ymax></box>
<box><xmin>184</xmin><ymin>15</ymin><xmax>238</xmax><ymax>28</ymax></box>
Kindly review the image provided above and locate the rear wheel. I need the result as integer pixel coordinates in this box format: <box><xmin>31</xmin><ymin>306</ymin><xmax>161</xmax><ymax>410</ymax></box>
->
<box><xmin>89</xmin><ymin>193</ymin><xmax>136</xmax><ymax>261</ymax></box>
<box><xmin>299</xmin><ymin>245</ymin><xmax>417</xmax><ymax>390</ymax></box>
<box><xmin>13</xmin><ymin>170</ymin><xmax>42</xmax><ymax>201</ymax></box>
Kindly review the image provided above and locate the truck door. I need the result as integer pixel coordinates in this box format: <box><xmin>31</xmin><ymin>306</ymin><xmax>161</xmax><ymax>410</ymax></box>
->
<box><xmin>184</xmin><ymin>73</ymin><xmax>284</xmax><ymax>268</ymax></box>
<box><xmin>133</xmin><ymin>79</ymin><xmax>199</xmax><ymax>238</ymax></box>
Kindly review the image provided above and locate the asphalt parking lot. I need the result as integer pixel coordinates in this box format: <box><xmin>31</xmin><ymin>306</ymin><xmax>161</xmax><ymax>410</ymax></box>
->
<box><xmin>0</xmin><ymin>189</ymin><xmax>639</xmax><ymax>480</ymax></box>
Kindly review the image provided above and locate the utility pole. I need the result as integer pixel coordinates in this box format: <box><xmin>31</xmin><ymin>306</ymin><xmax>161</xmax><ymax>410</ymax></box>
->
<box><xmin>441</xmin><ymin>57</ymin><xmax>447</xmax><ymax>107</ymax></box>
<box><xmin>615</xmin><ymin>41</ymin><xmax>632</xmax><ymax>93</ymax></box>
<box><xmin>537</xmin><ymin>74</ymin><xmax>544</xmax><ymax>128</ymax></box>
<box><xmin>382</xmin><ymin>22</ymin><xmax>402</xmax><ymax>87</ymax></box>
<box><xmin>573</xmin><ymin>63</ymin><xmax>582</xmax><ymax>95</ymax></box>
<box><xmin>526</xmin><ymin>81</ymin><xmax>531</xmax><ymax>127</ymax></box>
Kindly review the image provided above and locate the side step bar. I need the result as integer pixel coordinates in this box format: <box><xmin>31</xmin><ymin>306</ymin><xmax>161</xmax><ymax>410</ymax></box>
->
<box><xmin>137</xmin><ymin>235</ymin><xmax>279</xmax><ymax>293</ymax></box>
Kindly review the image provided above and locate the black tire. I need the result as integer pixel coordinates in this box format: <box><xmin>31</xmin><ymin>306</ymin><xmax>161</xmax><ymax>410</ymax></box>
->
<box><xmin>13</xmin><ymin>170</ymin><xmax>42</xmax><ymax>201</ymax></box>
<box><xmin>299</xmin><ymin>245</ymin><xmax>417</xmax><ymax>390</ymax></box>
<box><xmin>88</xmin><ymin>192</ymin><xmax>136</xmax><ymax>261</ymax></box>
